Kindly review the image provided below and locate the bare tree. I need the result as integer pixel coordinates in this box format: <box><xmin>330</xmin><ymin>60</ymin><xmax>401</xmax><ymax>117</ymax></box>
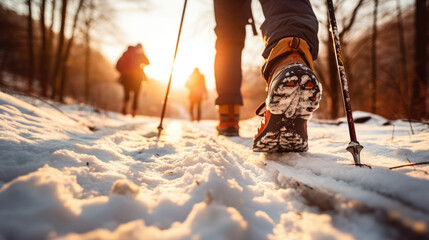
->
<box><xmin>79</xmin><ymin>0</ymin><xmax>119</xmax><ymax>103</ymax></box>
<box><xmin>59</xmin><ymin>0</ymin><xmax>85</xmax><ymax>102</ymax></box>
<box><xmin>395</xmin><ymin>0</ymin><xmax>410</xmax><ymax>118</ymax></box>
<box><xmin>370</xmin><ymin>0</ymin><xmax>378</xmax><ymax>113</ymax></box>
<box><xmin>44</xmin><ymin>0</ymin><xmax>56</xmax><ymax>96</ymax></box>
<box><xmin>39</xmin><ymin>0</ymin><xmax>48</xmax><ymax>96</ymax></box>
<box><xmin>83</xmin><ymin>0</ymin><xmax>95</xmax><ymax>102</ymax></box>
<box><xmin>26</xmin><ymin>0</ymin><xmax>35</xmax><ymax>92</ymax></box>
<box><xmin>50</xmin><ymin>0</ymin><xmax>68</xmax><ymax>99</ymax></box>
<box><xmin>411</xmin><ymin>0</ymin><xmax>427</xmax><ymax>119</ymax></box>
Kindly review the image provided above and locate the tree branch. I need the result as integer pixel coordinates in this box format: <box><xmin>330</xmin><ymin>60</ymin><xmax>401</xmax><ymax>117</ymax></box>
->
<box><xmin>339</xmin><ymin>0</ymin><xmax>366</xmax><ymax>39</ymax></box>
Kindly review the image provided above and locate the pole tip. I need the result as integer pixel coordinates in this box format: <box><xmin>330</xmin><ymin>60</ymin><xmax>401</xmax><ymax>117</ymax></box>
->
<box><xmin>157</xmin><ymin>125</ymin><xmax>163</xmax><ymax>137</ymax></box>
<box><xmin>346</xmin><ymin>141</ymin><xmax>364</xmax><ymax>166</ymax></box>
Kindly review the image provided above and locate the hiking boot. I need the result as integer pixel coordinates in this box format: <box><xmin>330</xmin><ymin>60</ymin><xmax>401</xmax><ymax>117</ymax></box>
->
<box><xmin>122</xmin><ymin>101</ymin><xmax>128</xmax><ymax>115</ymax></box>
<box><xmin>253</xmin><ymin>52</ymin><xmax>322</xmax><ymax>152</ymax></box>
<box><xmin>217</xmin><ymin>104</ymin><xmax>240</xmax><ymax>136</ymax></box>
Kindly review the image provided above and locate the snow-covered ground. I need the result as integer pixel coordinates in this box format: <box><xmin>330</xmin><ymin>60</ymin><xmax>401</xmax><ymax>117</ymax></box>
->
<box><xmin>0</xmin><ymin>91</ymin><xmax>428</xmax><ymax>240</ymax></box>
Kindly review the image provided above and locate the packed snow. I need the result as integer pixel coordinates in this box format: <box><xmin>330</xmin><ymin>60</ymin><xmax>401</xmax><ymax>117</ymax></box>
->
<box><xmin>0</xmin><ymin>91</ymin><xmax>428</xmax><ymax>240</ymax></box>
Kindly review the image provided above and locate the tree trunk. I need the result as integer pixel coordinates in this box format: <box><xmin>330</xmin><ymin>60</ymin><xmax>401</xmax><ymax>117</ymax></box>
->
<box><xmin>59</xmin><ymin>61</ymin><xmax>68</xmax><ymax>103</ymax></box>
<box><xmin>84</xmin><ymin>0</ymin><xmax>94</xmax><ymax>103</ymax></box>
<box><xmin>85</xmin><ymin>30</ymin><xmax>91</xmax><ymax>102</ymax></box>
<box><xmin>27</xmin><ymin>0</ymin><xmax>35</xmax><ymax>93</ymax></box>
<box><xmin>396</xmin><ymin>0</ymin><xmax>409</xmax><ymax>116</ymax></box>
<box><xmin>59</xmin><ymin>0</ymin><xmax>85</xmax><ymax>102</ymax></box>
<box><xmin>370</xmin><ymin>0</ymin><xmax>378</xmax><ymax>113</ymax></box>
<box><xmin>39</xmin><ymin>0</ymin><xmax>48</xmax><ymax>97</ymax></box>
<box><xmin>46</xmin><ymin>0</ymin><xmax>56</xmax><ymax>96</ymax></box>
<box><xmin>411</xmin><ymin>0</ymin><xmax>427</xmax><ymax>119</ymax></box>
<box><xmin>0</xmin><ymin>51</ymin><xmax>9</xmax><ymax>85</ymax></box>
<box><xmin>50</xmin><ymin>0</ymin><xmax>68</xmax><ymax>99</ymax></box>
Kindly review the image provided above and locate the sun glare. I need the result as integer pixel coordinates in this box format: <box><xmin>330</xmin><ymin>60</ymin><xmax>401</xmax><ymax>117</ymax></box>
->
<box><xmin>144</xmin><ymin>41</ymin><xmax>216</xmax><ymax>90</ymax></box>
<box><xmin>102</xmin><ymin>0</ymin><xmax>219</xmax><ymax>90</ymax></box>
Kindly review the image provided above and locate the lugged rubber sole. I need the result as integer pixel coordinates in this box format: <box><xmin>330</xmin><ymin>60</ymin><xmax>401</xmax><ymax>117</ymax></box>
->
<box><xmin>217</xmin><ymin>126</ymin><xmax>239</xmax><ymax>137</ymax></box>
<box><xmin>253</xmin><ymin>63</ymin><xmax>322</xmax><ymax>152</ymax></box>
<box><xmin>253</xmin><ymin>114</ymin><xmax>308</xmax><ymax>152</ymax></box>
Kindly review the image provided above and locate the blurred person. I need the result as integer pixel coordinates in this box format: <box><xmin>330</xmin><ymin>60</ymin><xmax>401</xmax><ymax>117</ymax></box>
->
<box><xmin>185</xmin><ymin>68</ymin><xmax>207</xmax><ymax>121</ymax></box>
<box><xmin>116</xmin><ymin>44</ymin><xmax>150</xmax><ymax>117</ymax></box>
<box><xmin>214</xmin><ymin>0</ymin><xmax>322</xmax><ymax>152</ymax></box>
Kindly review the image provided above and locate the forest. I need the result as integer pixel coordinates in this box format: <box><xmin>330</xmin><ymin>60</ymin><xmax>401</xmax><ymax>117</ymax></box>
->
<box><xmin>0</xmin><ymin>0</ymin><xmax>427</xmax><ymax>121</ymax></box>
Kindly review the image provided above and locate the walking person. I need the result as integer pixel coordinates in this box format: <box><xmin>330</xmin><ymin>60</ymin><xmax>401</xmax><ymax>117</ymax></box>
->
<box><xmin>214</xmin><ymin>0</ymin><xmax>322</xmax><ymax>152</ymax></box>
<box><xmin>185</xmin><ymin>68</ymin><xmax>207</xmax><ymax>121</ymax></box>
<box><xmin>116</xmin><ymin>44</ymin><xmax>150</xmax><ymax>117</ymax></box>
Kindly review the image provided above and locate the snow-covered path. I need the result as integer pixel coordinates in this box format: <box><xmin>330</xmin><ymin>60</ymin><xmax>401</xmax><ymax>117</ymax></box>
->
<box><xmin>0</xmin><ymin>91</ymin><xmax>428</xmax><ymax>240</ymax></box>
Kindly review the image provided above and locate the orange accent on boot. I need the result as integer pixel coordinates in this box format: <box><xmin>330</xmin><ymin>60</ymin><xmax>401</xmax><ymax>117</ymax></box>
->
<box><xmin>218</xmin><ymin>104</ymin><xmax>240</xmax><ymax>115</ymax></box>
<box><xmin>217</xmin><ymin>104</ymin><xmax>240</xmax><ymax>131</ymax></box>
<box><xmin>286</xmin><ymin>80</ymin><xmax>296</xmax><ymax>86</ymax></box>
<box><xmin>255</xmin><ymin>111</ymin><xmax>271</xmax><ymax>138</ymax></box>
<box><xmin>304</xmin><ymin>81</ymin><xmax>315</xmax><ymax>89</ymax></box>
<box><xmin>218</xmin><ymin>121</ymin><xmax>239</xmax><ymax>128</ymax></box>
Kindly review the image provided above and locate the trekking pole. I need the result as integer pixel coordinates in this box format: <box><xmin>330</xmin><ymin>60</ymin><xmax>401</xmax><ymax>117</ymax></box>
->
<box><xmin>327</xmin><ymin>0</ymin><xmax>365</xmax><ymax>167</ymax></box>
<box><xmin>157</xmin><ymin>0</ymin><xmax>188</xmax><ymax>137</ymax></box>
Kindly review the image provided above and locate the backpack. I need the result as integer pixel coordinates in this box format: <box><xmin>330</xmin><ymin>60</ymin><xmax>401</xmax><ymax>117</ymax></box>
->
<box><xmin>116</xmin><ymin>47</ymin><xmax>138</xmax><ymax>75</ymax></box>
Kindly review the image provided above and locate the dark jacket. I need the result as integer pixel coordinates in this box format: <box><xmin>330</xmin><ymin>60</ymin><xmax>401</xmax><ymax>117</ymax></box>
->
<box><xmin>186</xmin><ymin>69</ymin><xmax>207</xmax><ymax>101</ymax></box>
<box><xmin>116</xmin><ymin>46</ymin><xmax>149</xmax><ymax>86</ymax></box>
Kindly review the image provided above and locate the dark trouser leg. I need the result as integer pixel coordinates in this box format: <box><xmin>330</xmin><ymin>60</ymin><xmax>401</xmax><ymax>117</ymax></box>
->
<box><xmin>197</xmin><ymin>100</ymin><xmax>201</xmax><ymax>121</ymax></box>
<box><xmin>259</xmin><ymin>0</ymin><xmax>319</xmax><ymax>60</ymax></box>
<box><xmin>123</xmin><ymin>82</ymin><xmax>130</xmax><ymax>103</ymax></box>
<box><xmin>122</xmin><ymin>80</ymin><xmax>131</xmax><ymax>115</ymax></box>
<box><xmin>213</xmin><ymin>0</ymin><xmax>250</xmax><ymax>106</ymax></box>
<box><xmin>189</xmin><ymin>101</ymin><xmax>195</xmax><ymax>121</ymax></box>
<box><xmin>132</xmin><ymin>81</ymin><xmax>141</xmax><ymax>111</ymax></box>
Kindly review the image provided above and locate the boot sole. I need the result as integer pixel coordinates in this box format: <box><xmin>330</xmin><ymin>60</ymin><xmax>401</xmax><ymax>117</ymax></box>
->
<box><xmin>253</xmin><ymin>63</ymin><xmax>322</xmax><ymax>152</ymax></box>
<box><xmin>217</xmin><ymin>127</ymin><xmax>239</xmax><ymax>137</ymax></box>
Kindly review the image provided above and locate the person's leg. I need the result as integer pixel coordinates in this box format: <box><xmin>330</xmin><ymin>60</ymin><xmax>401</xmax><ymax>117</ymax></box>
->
<box><xmin>197</xmin><ymin>100</ymin><xmax>202</xmax><ymax>122</ymax></box>
<box><xmin>122</xmin><ymin>79</ymin><xmax>131</xmax><ymax>115</ymax></box>
<box><xmin>253</xmin><ymin>0</ymin><xmax>322</xmax><ymax>152</ymax></box>
<box><xmin>214</xmin><ymin>0</ymin><xmax>249</xmax><ymax>105</ymax></box>
<box><xmin>131</xmin><ymin>80</ymin><xmax>141</xmax><ymax>117</ymax></box>
<box><xmin>122</xmin><ymin>99</ymin><xmax>128</xmax><ymax>115</ymax></box>
<box><xmin>189</xmin><ymin>100</ymin><xmax>195</xmax><ymax>121</ymax></box>
<box><xmin>214</xmin><ymin>0</ymin><xmax>250</xmax><ymax>136</ymax></box>
<box><xmin>259</xmin><ymin>0</ymin><xmax>319</xmax><ymax>79</ymax></box>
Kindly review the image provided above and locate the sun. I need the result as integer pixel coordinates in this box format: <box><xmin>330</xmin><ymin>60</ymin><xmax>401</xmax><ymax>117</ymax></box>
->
<box><xmin>144</xmin><ymin>38</ymin><xmax>216</xmax><ymax>90</ymax></box>
<box><xmin>101</xmin><ymin>0</ymin><xmax>218</xmax><ymax>90</ymax></box>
